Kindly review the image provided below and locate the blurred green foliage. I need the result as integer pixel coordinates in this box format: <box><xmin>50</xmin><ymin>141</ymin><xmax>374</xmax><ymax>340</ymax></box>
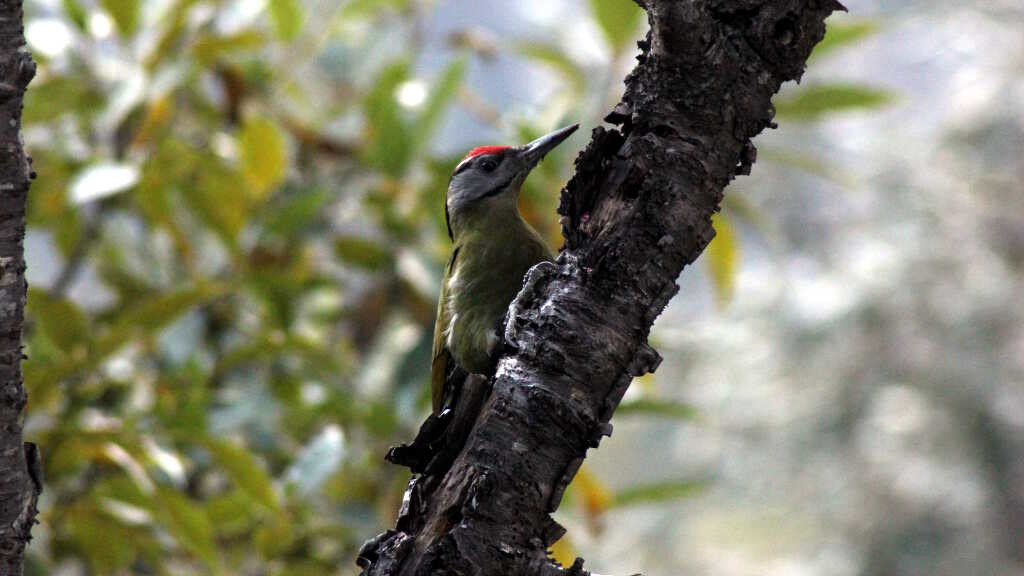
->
<box><xmin>20</xmin><ymin>0</ymin><xmax>889</xmax><ymax>573</ymax></box>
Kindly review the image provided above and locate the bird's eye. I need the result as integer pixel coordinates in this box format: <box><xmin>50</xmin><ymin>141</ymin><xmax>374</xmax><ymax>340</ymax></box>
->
<box><xmin>480</xmin><ymin>159</ymin><xmax>497</xmax><ymax>172</ymax></box>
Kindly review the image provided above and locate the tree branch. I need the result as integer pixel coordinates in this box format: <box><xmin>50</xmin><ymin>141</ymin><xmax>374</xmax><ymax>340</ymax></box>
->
<box><xmin>0</xmin><ymin>0</ymin><xmax>39</xmax><ymax>574</ymax></box>
<box><xmin>359</xmin><ymin>0</ymin><xmax>844</xmax><ymax>574</ymax></box>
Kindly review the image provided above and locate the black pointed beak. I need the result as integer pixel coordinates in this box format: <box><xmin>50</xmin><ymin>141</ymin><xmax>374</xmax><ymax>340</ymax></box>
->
<box><xmin>518</xmin><ymin>124</ymin><xmax>579</xmax><ymax>168</ymax></box>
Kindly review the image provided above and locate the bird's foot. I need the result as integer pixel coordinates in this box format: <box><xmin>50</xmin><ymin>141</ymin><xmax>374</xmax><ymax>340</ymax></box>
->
<box><xmin>385</xmin><ymin>410</ymin><xmax>452</xmax><ymax>473</ymax></box>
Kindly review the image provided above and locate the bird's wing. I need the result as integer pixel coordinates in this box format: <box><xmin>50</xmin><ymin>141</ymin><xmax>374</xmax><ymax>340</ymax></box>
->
<box><xmin>430</xmin><ymin>245</ymin><xmax>459</xmax><ymax>414</ymax></box>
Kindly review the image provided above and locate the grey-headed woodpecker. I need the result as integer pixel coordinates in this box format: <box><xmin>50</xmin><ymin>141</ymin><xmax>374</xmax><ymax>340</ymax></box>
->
<box><xmin>430</xmin><ymin>124</ymin><xmax>579</xmax><ymax>413</ymax></box>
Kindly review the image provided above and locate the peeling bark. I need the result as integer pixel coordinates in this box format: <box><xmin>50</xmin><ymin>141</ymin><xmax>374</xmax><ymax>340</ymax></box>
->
<box><xmin>360</xmin><ymin>0</ymin><xmax>843</xmax><ymax>574</ymax></box>
<box><xmin>0</xmin><ymin>0</ymin><xmax>39</xmax><ymax>574</ymax></box>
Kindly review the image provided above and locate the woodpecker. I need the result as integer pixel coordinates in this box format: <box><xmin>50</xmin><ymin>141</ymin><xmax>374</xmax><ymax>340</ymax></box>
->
<box><xmin>386</xmin><ymin>125</ymin><xmax>579</xmax><ymax>472</ymax></box>
<box><xmin>430</xmin><ymin>124</ymin><xmax>579</xmax><ymax>414</ymax></box>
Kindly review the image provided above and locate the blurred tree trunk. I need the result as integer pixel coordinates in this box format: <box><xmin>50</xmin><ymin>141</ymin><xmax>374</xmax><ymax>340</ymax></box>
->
<box><xmin>359</xmin><ymin>0</ymin><xmax>844</xmax><ymax>574</ymax></box>
<box><xmin>0</xmin><ymin>1</ymin><xmax>39</xmax><ymax>575</ymax></box>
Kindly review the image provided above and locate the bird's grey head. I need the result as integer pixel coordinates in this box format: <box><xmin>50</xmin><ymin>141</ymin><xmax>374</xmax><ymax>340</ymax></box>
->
<box><xmin>445</xmin><ymin>124</ymin><xmax>579</xmax><ymax>239</ymax></box>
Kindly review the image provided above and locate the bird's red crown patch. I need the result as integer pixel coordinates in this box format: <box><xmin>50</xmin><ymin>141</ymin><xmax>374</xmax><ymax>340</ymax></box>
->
<box><xmin>463</xmin><ymin>145</ymin><xmax>511</xmax><ymax>161</ymax></box>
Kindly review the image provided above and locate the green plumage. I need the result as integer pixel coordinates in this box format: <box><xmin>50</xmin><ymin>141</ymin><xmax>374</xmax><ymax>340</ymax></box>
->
<box><xmin>428</xmin><ymin>123</ymin><xmax>577</xmax><ymax>414</ymax></box>
<box><xmin>431</xmin><ymin>197</ymin><xmax>553</xmax><ymax>413</ymax></box>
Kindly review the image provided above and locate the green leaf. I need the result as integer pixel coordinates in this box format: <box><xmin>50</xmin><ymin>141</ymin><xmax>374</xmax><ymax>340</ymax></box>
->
<box><xmin>757</xmin><ymin>146</ymin><xmax>854</xmax><ymax>187</ymax></box>
<box><xmin>95</xmin><ymin>284</ymin><xmax>225</xmax><ymax>360</ymax></box>
<box><xmin>205</xmin><ymin>490</ymin><xmax>259</xmax><ymax>537</ymax></box>
<box><xmin>616</xmin><ymin>398</ymin><xmax>699</xmax><ymax>421</ymax></box>
<box><xmin>412</xmin><ymin>59</ymin><xmax>466</xmax><ymax>153</ymax></box>
<box><xmin>254</xmin><ymin>513</ymin><xmax>297</xmax><ymax>557</ymax></box>
<box><xmin>813</xmin><ymin>20</ymin><xmax>880</xmax><ymax>59</ymax></box>
<box><xmin>136</xmin><ymin>139</ymin><xmax>194</xmax><ymax>257</ymax></box>
<box><xmin>66</xmin><ymin>503</ymin><xmax>143</xmax><ymax>573</ymax></box>
<box><xmin>90</xmin><ymin>475</ymin><xmax>154</xmax><ymax>510</ymax></box>
<box><xmin>722</xmin><ymin>195</ymin><xmax>772</xmax><ymax>237</ymax></box>
<box><xmin>774</xmin><ymin>83</ymin><xmax>895</xmax><ymax>121</ymax></box>
<box><xmin>364</xmin><ymin>60</ymin><xmax>413</xmax><ymax>176</ymax></box>
<box><xmin>515</xmin><ymin>42</ymin><xmax>586</xmax><ymax>96</ymax></box>
<box><xmin>62</xmin><ymin>0</ymin><xmax>89</xmax><ymax>30</ymax></box>
<box><xmin>279</xmin><ymin>562</ymin><xmax>337</xmax><ymax>576</ymax></box>
<box><xmin>156</xmin><ymin>488</ymin><xmax>221</xmax><ymax>572</ymax></box>
<box><xmin>706</xmin><ymin>213</ymin><xmax>738</xmax><ymax>307</ymax></box>
<box><xmin>263</xmin><ymin>188</ymin><xmax>332</xmax><ymax>238</ymax></box>
<box><xmin>215</xmin><ymin>331</ymin><xmax>343</xmax><ymax>382</ymax></box>
<box><xmin>202</xmin><ymin>438</ymin><xmax>279</xmax><ymax>510</ymax></box>
<box><xmin>589</xmin><ymin>0</ymin><xmax>644</xmax><ymax>53</ymax></box>
<box><xmin>341</xmin><ymin>0</ymin><xmax>411</xmax><ymax>18</ymax></box>
<box><xmin>239</xmin><ymin>117</ymin><xmax>288</xmax><ymax>202</ymax></box>
<box><xmin>27</xmin><ymin>289</ymin><xmax>90</xmax><ymax>354</ymax></box>
<box><xmin>183</xmin><ymin>156</ymin><xmax>248</xmax><ymax>249</ymax></box>
<box><xmin>269</xmin><ymin>0</ymin><xmax>304</xmax><ymax>41</ymax></box>
<box><xmin>26</xmin><ymin>153</ymin><xmax>83</xmax><ymax>256</ymax></box>
<box><xmin>145</xmin><ymin>0</ymin><xmax>197</xmax><ymax>69</ymax></box>
<box><xmin>193</xmin><ymin>31</ymin><xmax>266</xmax><ymax>65</ymax></box>
<box><xmin>25</xmin><ymin>284</ymin><xmax>223</xmax><ymax>389</ymax></box>
<box><xmin>610</xmin><ymin>479</ymin><xmax>709</xmax><ymax>508</ymax></box>
<box><xmin>361</xmin><ymin>400</ymin><xmax>399</xmax><ymax>437</ymax></box>
<box><xmin>100</xmin><ymin>0</ymin><xmax>139</xmax><ymax>36</ymax></box>
<box><xmin>24</xmin><ymin>76</ymin><xmax>103</xmax><ymax>124</ymax></box>
<box><xmin>154</xmin><ymin>362</ymin><xmax>210</xmax><ymax>436</ymax></box>
<box><xmin>334</xmin><ymin>236</ymin><xmax>392</xmax><ymax>270</ymax></box>
<box><xmin>114</xmin><ymin>285</ymin><xmax>221</xmax><ymax>337</ymax></box>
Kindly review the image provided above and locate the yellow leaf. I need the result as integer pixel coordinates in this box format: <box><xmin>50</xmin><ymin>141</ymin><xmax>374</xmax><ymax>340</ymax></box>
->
<box><xmin>549</xmin><ymin>534</ymin><xmax>577</xmax><ymax>568</ymax></box>
<box><xmin>269</xmin><ymin>0</ymin><xmax>303</xmax><ymax>41</ymax></box>
<box><xmin>706</xmin><ymin>213</ymin><xmax>739</xmax><ymax>307</ymax></box>
<box><xmin>571</xmin><ymin>465</ymin><xmax>611</xmax><ymax>518</ymax></box>
<box><xmin>132</xmin><ymin>97</ymin><xmax>172</xmax><ymax>147</ymax></box>
<box><xmin>239</xmin><ymin>117</ymin><xmax>288</xmax><ymax>201</ymax></box>
<box><xmin>635</xmin><ymin>372</ymin><xmax>656</xmax><ymax>393</ymax></box>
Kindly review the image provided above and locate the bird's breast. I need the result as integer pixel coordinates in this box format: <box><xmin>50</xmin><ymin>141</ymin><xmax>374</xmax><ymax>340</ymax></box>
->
<box><xmin>445</xmin><ymin>249</ymin><xmax>540</xmax><ymax>372</ymax></box>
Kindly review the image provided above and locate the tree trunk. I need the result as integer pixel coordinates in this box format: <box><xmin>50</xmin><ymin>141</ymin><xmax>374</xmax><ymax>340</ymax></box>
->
<box><xmin>0</xmin><ymin>0</ymin><xmax>39</xmax><ymax>574</ymax></box>
<box><xmin>360</xmin><ymin>0</ymin><xmax>844</xmax><ymax>574</ymax></box>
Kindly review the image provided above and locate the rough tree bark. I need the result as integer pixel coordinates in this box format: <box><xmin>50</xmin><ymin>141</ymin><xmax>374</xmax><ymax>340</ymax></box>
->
<box><xmin>0</xmin><ymin>1</ymin><xmax>39</xmax><ymax>575</ymax></box>
<box><xmin>359</xmin><ymin>0</ymin><xmax>844</xmax><ymax>574</ymax></box>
